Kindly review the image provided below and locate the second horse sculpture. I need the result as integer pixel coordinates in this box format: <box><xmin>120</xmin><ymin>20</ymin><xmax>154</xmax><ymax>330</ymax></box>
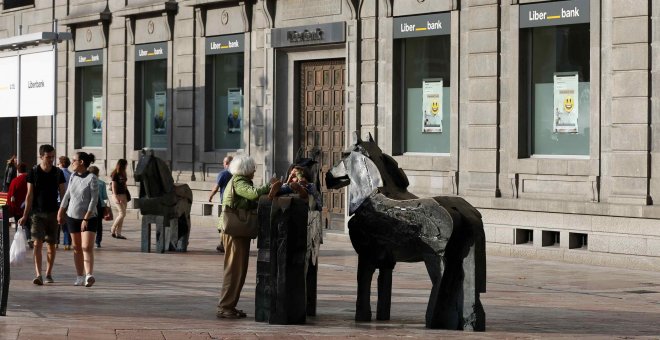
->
<box><xmin>325</xmin><ymin>133</ymin><xmax>486</xmax><ymax>331</ymax></box>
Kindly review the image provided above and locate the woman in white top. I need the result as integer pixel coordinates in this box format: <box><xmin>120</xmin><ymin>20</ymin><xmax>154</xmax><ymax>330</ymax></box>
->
<box><xmin>57</xmin><ymin>152</ymin><xmax>99</xmax><ymax>287</ymax></box>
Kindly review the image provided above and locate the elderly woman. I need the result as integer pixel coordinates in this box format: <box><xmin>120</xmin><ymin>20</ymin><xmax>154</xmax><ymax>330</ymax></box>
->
<box><xmin>216</xmin><ymin>155</ymin><xmax>275</xmax><ymax>319</ymax></box>
<box><xmin>57</xmin><ymin>152</ymin><xmax>99</xmax><ymax>287</ymax></box>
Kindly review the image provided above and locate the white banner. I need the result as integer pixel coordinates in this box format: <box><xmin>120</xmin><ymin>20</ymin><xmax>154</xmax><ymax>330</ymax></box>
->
<box><xmin>553</xmin><ymin>72</ymin><xmax>579</xmax><ymax>133</ymax></box>
<box><xmin>153</xmin><ymin>91</ymin><xmax>167</xmax><ymax>135</ymax></box>
<box><xmin>0</xmin><ymin>56</ymin><xmax>19</xmax><ymax>118</ymax></box>
<box><xmin>20</xmin><ymin>50</ymin><xmax>55</xmax><ymax>117</ymax></box>
<box><xmin>227</xmin><ymin>88</ymin><xmax>242</xmax><ymax>133</ymax></box>
<box><xmin>92</xmin><ymin>94</ymin><xmax>103</xmax><ymax>134</ymax></box>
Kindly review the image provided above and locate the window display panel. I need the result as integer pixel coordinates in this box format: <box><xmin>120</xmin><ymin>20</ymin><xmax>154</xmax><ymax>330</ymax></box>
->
<box><xmin>399</xmin><ymin>35</ymin><xmax>451</xmax><ymax>153</ymax></box>
<box><xmin>212</xmin><ymin>53</ymin><xmax>244</xmax><ymax>150</ymax></box>
<box><xmin>138</xmin><ymin>59</ymin><xmax>168</xmax><ymax>149</ymax></box>
<box><xmin>78</xmin><ymin>65</ymin><xmax>103</xmax><ymax>147</ymax></box>
<box><xmin>522</xmin><ymin>24</ymin><xmax>590</xmax><ymax>156</ymax></box>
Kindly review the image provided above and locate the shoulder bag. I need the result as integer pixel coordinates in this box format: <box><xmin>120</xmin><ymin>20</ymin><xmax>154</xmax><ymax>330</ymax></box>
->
<box><xmin>221</xmin><ymin>179</ymin><xmax>258</xmax><ymax>239</ymax></box>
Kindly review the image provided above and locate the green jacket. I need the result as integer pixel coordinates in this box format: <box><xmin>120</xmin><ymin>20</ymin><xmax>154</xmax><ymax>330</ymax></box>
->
<box><xmin>218</xmin><ymin>175</ymin><xmax>270</xmax><ymax>231</ymax></box>
<box><xmin>222</xmin><ymin>175</ymin><xmax>270</xmax><ymax>210</ymax></box>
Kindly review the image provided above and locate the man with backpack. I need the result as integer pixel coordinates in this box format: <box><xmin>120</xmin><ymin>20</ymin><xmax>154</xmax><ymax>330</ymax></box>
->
<box><xmin>18</xmin><ymin>144</ymin><xmax>66</xmax><ymax>285</ymax></box>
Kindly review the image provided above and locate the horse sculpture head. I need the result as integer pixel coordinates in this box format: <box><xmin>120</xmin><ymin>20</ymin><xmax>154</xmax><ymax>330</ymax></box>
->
<box><xmin>134</xmin><ymin>149</ymin><xmax>175</xmax><ymax>199</ymax></box>
<box><xmin>326</xmin><ymin>132</ymin><xmax>416</xmax><ymax>215</ymax></box>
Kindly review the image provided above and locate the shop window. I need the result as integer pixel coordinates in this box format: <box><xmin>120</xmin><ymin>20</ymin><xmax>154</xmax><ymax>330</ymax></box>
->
<box><xmin>135</xmin><ymin>59</ymin><xmax>168</xmax><ymax>149</ymax></box>
<box><xmin>75</xmin><ymin>65</ymin><xmax>103</xmax><ymax>147</ymax></box>
<box><xmin>3</xmin><ymin>0</ymin><xmax>34</xmax><ymax>10</ymax></box>
<box><xmin>208</xmin><ymin>53</ymin><xmax>244</xmax><ymax>150</ymax></box>
<box><xmin>394</xmin><ymin>35</ymin><xmax>451</xmax><ymax>154</ymax></box>
<box><xmin>520</xmin><ymin>24</ymin><xmax>590</xmax><ymax>156</ymax></box>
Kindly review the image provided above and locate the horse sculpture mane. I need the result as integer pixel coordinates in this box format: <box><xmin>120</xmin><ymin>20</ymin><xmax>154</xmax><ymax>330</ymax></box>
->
<box><xmin>326</xmin><ymin>132</ymin><xmax>486</xmax><ymax>331</ymax></box>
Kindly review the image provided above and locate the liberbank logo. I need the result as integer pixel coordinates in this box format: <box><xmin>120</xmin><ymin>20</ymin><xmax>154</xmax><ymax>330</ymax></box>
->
<box><xmin>138</xmin><ymin>47</ymin><xmax>164</xmax><ymax>57</ymax></box>
<box><xmin>78</xmin><ymin>54</ymin><xmax>100</xmax><ymax>63</ymax></box>
<box><xmin>27</xmin><ymin>80</ymin><xmax>45</xmax><ymax>88</ymax></box>
<box><xmin>520</xmin><ymin>0</ymin><xmax>589</xmax><ymax>28</ymax></box>
<box><xmin>210</xmin><ymin>40</ymin><xmax>240</xmax><ymax>50</ymax></box>
<box><xmin>393</xmin><ymin>13</ymin><xmax>450</xmax><ymax>39</ymax></box>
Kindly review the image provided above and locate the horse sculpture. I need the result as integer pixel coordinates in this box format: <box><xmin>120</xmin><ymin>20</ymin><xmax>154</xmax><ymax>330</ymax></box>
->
<box><xmin>134</xmin><ymin>149</ymin><xmax>193</xmax><ymax>252</ymax></box>
<box><xmin>325</xmin><ymin>133</ymin><xmax>486</xmax><ymax>331</ymax></box>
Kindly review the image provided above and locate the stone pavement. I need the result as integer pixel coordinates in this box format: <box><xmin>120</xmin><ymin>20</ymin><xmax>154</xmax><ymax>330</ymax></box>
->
<box><xmin>1</xmin><ymin>219</ymin><xmax>660</xmax><ymax>340</ymax></box>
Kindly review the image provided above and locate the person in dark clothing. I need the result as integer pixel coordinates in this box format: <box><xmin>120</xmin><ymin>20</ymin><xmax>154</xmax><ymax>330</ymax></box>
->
<box><xmin>18</xmin><ymin>145</ymin><xmax>66</xmax><ymax>285</ymax></box>
<box><xmin>3</xmin><ymin>155</ymin><xmax>17</xmax><ymax>192</ymax></box>
<box><xmin>208</xmin><ymin>156</ymin><xmax>233</xmax><ymax>253</ymax></box>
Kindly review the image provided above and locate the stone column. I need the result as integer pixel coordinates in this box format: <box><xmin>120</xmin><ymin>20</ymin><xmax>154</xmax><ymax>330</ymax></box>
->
<box><xmin>173</xmin><ymin>7</ymin><xmax>195</xmax><ymax>182</ymax></box>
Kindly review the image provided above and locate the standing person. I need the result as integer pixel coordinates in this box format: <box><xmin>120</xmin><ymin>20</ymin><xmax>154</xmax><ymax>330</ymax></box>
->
<box><xmin>58</xmin><ymin>156</ymin><xmax>72</xmax><ymax>250</ymax></box>
<box><xmin>3</xmin><ymin>155</ymin><xmax>17</xmax><ymax>192</ymax></box>
<box><xmin>110</xmin><ymin>159</ymin><xmax>129</xmax><ymax>239</ymax></box>
<box><xmin>216</xmin><ymin>155</ymin><xmax>274</xmax><ymax>319</ymax></box>
<box><xmin>208</xmin><ymin>156</ymin><xmax>233</xmax><ymax>253</ymax></box>
<box><xmin>18</xmin><ymin>144</ymin><xmax>66</xmax><ymax>285</ymax></box>
<box><xmin>57</xmin><ymin>152</ymin><xmax>98</xmax><ymax>287</ymax></box>
<box><xmin>88</xmin><ymin>165</ymin><xmax>108</xmax><ymax>248</ymax></box>
<box><xmin>7</xmin><ymin>162</ymin><xmax>31</xmax><ymax>245</ymax></box>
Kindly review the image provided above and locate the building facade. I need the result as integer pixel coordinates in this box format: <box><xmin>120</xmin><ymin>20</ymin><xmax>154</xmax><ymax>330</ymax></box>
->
<box><xmin>0</xmin><ymin>0</ymin><xmax>659</xmax><ymax>270</ymax></box>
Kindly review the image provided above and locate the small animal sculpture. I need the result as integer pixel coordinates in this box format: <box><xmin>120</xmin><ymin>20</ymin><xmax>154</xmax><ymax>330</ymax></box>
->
<box><xmin>325</xmin><ymin>132</ymin><xmax>486</xmax><ymax>331</ymax></box>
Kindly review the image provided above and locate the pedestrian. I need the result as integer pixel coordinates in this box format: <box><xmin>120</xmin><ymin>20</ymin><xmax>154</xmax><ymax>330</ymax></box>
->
<box><xmin>216</xmin><ymin>155</ymin><xmax>275</xmax><ymax>319</ymax></box>
<box><xmin>110</xmin><ymin>159</ymin><xmax>128</xmax><ymax>239</ymax></box>
<box><xmin>7</xmin><ymin>162</ymin><xmax>31</xmax><ymax>246</ymax></box>
<box><xmin>3</xmin><ymin>155</ymin><xmax>17</xmax><ymax>192</ymax></box>
<box><xmin>57</xmin><ymin>152</ymin><xmax>98</xmax><ymax>287</ymax></box>
<box><xmin>208</xmin><ymin>156</ymin><xmax>233</xmax><ymax>253</ymax></box>
<box><xmin>18</xmin><ymin>144</ymin><xmax>66</xmax><ymax>285</ymax></box>
<box><xmin>88</xmin><ymin>165</ymin><xmax>108</xmax><ymax>248</ymax></box>
<box><xmin>58</xmin><ymin>156</ymin><xmax>72</xmax><ymax>250</ymax></box>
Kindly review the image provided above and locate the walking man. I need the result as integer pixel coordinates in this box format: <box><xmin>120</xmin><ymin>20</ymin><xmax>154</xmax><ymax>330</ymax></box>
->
<box><xmin>208</xmin><ymin>156</ymin><xmax>233</xmax><ymax>253</ymax></box>
<box><xmin>18</xmin><ymin>144</ymin><xmax>66</xmax><ymax>285</ymax></box>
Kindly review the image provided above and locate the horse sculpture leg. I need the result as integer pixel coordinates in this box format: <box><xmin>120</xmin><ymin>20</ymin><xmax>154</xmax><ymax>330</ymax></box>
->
<box><xmin>355</xmin><ymin>255</ymin><xmax>376</xmax><ymax>321</ymax></box>
<box><xmin>376</xmin><ymin>267</ymin><xmax>393</xmax><ymax>321</ymax></box>
<box><xmin>423</xmin><ymin>253</ymin><xmax>450</xmax><ymax>329</ymax></box>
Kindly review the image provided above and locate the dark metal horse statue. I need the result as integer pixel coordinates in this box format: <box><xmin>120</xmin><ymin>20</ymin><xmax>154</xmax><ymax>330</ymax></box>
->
<box><xmin>325</xmin><ymin>133</ymin><xmax>486</xmax><ymax>331</ymax></box>
<box><xmin>134</xmin><ymin>149</ymin><xmax>193</xmax><ymax>252</ymax></box>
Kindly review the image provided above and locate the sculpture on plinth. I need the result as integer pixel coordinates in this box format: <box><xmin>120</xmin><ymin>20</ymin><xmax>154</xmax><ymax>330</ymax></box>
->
<box><xmin>134</xmin><ymin>149</ymin><xmax>193</xmax><ymax>253</ymax></box>
<box><xmin>325</xmin><ymin>133</ymin><xmax>486</xmax><ymax>331</ymax></box>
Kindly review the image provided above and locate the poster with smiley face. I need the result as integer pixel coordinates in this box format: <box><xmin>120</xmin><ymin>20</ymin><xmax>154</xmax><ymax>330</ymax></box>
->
<box><xmin>553</xmin><ymin>72</ymin><xmax>579</xmax><ymax>133</ymax></box>
<box><xmin>422</xmin><ymin>78</ymin><xmax>443</xmax><ymax>133</ymax></box>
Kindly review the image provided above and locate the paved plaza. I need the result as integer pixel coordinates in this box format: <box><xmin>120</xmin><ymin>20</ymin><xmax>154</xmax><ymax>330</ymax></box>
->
<box><xmin>1</xmin><ymin>219</ymin><xmax>660</xmax><ymax>339</ymax></box>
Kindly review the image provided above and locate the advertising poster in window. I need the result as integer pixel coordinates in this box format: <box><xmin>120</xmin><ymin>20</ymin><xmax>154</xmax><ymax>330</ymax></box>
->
<box><xmin>153</xmin><ymin>91</ymin><xmax>167</xmax><ymax>135</ymax></box>
<box><xmin>92</xmin><ymin>94</ymin><xmax>103</xmax><ymax>134</ymax></box>
<box><xmin>422</xmin><ymin>78</ymin><xmax>443</xmax><ymax>133</ymax></box>
<box><xmin>227</xmin><ymin>88</ymin><xmax>242</xmax><ymax>133</ymax></box>
<box><xmin>553</xmin><ymin>73</ymin><xmax>579</xmax><ymax>133</ymax></box>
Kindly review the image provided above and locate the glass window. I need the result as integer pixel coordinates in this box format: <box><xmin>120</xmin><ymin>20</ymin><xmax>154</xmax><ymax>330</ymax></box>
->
<box><xmin>396</xmin><ymin>35</ymin><xmax>451</xmax><ymax>154</ymax></box>
<box><xmin>3</xmin><ymin>0</ymin><xmax>34</xmax><ymax>10</ymax></box>
<box><xmin>76</xmin><ymin>65</ymin><xmax>103</xmax><ymax>147</ymax></box>
<box><xmin>136</xmin><ymin>59</ymin><xmax>168</xmax><ymax>149</ymax></box>
<box><xmin>520</xmin><ymin>24</ymin><xmax>590</xmax><ymax>156</ymax></box>
<box><xmin>210</xmin><ymin>53</ymin><xmax>244</xmax><ymax>150</ymax></box>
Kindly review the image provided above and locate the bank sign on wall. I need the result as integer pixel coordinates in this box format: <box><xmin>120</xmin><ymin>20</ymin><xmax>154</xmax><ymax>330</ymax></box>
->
<box><xmin>0</xmin><ymin>50</ymin><xmax>55</xmax><ymax>118</ymax></box>
<box><xmin>520</xmin><ymin>0</ymin><xmax>589</xmax><ymax>28</ymax></box>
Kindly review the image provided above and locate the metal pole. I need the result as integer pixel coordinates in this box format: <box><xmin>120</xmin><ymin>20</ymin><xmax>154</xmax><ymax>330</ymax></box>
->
<box><xmin>52</xmin><ymin>19</ymin><xmax>57</xmax><ymax>154</ymax></box>
<box><xmin>16</xmin><ymin>25</ymin><xmax>21</xmax><ymax>164</ymax></box>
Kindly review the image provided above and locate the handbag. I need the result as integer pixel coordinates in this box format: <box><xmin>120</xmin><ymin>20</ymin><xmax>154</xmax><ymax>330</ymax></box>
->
<box><xmin>10</xmin><ymin>225</ymin><xmax>27</xmax><ymax>267</ymax></box>
<box><xmin>221</xmin><ymin>179</ymin><xmax>258</xmax><ymax>239</ymax></box>
<box><xmin>126</xmin><ymin>189</ymin><xmax>132</xmax><ymax>202</ymax></box>
<box><xmin>103</xmin><ymin>206</ymin><xmax>114</xmax><ymax>221</ymax></box>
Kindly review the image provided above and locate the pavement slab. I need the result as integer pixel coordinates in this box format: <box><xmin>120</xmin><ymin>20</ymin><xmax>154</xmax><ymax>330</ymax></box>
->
<box><xmin>1</xmin><ymin>219</ymin><xmax>660</xmax><ymax>339</ymax></box>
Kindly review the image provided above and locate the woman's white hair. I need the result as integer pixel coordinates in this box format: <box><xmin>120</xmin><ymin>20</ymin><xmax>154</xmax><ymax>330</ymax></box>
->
<box><xmin>229</xmin><ymin>155</ymin><xmax>256</xmax><ymax>176</ymax></box>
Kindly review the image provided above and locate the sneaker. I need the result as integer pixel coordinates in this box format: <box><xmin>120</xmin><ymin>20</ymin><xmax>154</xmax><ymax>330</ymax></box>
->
<box><xmin>33</xmin><ymin>275</ymin><xmax>43</xmax><ymax>286</ymax></box>
<box><xmin>111</xmin><ymin>233</ymin><xmax>117</xmax><ymax>238</ymax></box>
<box><xmin>74</xmin><ymin>276</ymin><xmax>85</xmax><ymax>286</ymax></box>
<box><xmin>85</xmin><ymin>274</ymin><xmax>95</xmax><ymax>287</ymax></box>
<box><xmin>116</xmin><ymin>235</ymin><xmax>126</xmax><ymax>240</ymax></box>
<box><xmin>45</xmin><ymin>275</ymin><xmax>54</xmax><ymax>283</ymax></box>
<box><xmin>95</xmin><ymin>243</ymin><xmax>101</xmax><ymax>248</ymax></box>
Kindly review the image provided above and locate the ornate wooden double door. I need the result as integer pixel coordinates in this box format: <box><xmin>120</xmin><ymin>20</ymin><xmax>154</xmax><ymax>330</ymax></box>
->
<box><xmin>299</xmin><ymin>59</ymin><xmax>345</xmax><ymax>230</ymax></box>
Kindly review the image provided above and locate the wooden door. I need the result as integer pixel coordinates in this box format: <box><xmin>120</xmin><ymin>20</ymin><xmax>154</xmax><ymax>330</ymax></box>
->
<box><xmin>299</xmin><ymin>60</ymin><xmax>345</xmax><ymax>230</ymax></box>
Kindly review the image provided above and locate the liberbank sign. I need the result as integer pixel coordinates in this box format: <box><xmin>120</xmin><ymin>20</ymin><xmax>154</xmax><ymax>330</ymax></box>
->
<box><xmin>0</xmin><ymin>50</ymin><xmax>55</xmax><ymax>118</ymax></box>
<box><xmin>393</xmin><ymin>12</ymin><xmax>450</xmax><ymax>39</ymax></box>
<box><xmin>520</xmin><ymin>0</ymin><xmax>589</xmax><ymax>28</ymax></box>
